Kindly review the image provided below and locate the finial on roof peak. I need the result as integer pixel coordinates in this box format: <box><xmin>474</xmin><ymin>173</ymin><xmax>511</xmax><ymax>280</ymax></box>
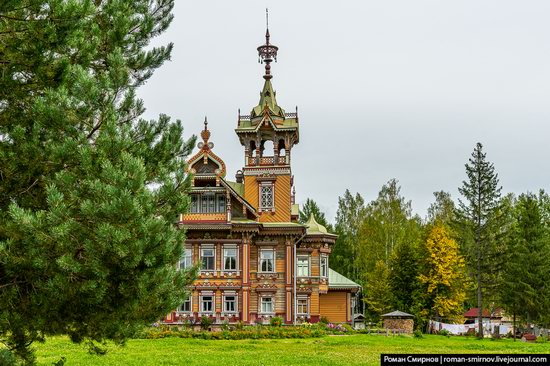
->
<box><xmin>200</xmin><ymin>116</ymin><xmax>211</xmax><ymax>147</ymax></box>
<box><xmin>257</xmin><ymin>9</ymin><xmax>278</xmax><ymax>81</ymax></box>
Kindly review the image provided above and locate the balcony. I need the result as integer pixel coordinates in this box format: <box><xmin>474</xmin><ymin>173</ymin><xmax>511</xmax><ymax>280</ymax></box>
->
<box><xmin>247</xmin><ymin>156</ymin><xmax>287</xmax><ymax>166</ymax></box>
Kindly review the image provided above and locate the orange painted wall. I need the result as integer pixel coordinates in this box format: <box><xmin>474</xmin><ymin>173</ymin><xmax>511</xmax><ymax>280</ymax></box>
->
<box><xmin>243</xmin><ymin>176</ymin><xmax>258</xmax><ymax>209</ymax></box>
<box><xmin>243</xmin><ymin>175</ymin><xmax>291</xmax><ymax>223</ymax></box>
<box><xmin>320</xmin><ymin>292</ymin><xmax>348</xmax><ymax>323</ymax></box>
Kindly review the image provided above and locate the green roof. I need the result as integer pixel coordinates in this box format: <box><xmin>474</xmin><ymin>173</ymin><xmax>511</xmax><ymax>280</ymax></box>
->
<box><xmin>328</xmin><ymin>268</ymin><xmax>361</xmax><ymax>289</ymax></box>
<box><xmin>262</xmin><ymin>222</ymin><xmax>305</xmax><ymax>228</ymax></box>
<box><xmin>305</xmin><ymin>214</ymin><xmax>328</xmax><ymax>235</ymax></box>
<box><xmin>231</xmin><ymin>219</ymin><xmax>257</xmax><ymax>224</ymax></box>
<box><xmin>252</xmin><ymin>79</ymin><xmax>285</xmax><ymax>118</ymax></box>
<box><xmin>225</xmin><ymin>181</ymin><xmax>244</xmax><ymax>196</ymax></box>
<box><xmin>236</xmin><ymin>78</ymin><xmax>299</xmax><ymax>133</ymax></box>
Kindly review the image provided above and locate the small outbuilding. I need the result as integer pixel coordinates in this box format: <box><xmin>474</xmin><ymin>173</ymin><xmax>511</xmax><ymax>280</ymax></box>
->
<box><xmin>382</xmin><ymin>310</ymin><xmax>414</xmax><ymax>334</ymax></box>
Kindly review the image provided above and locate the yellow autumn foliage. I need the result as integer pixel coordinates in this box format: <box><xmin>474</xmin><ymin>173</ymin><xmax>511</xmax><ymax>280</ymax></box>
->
<box><xmin>419</xmin><ymin>224</ymin><xmax>466</xmax><ymax>321</ymax></box>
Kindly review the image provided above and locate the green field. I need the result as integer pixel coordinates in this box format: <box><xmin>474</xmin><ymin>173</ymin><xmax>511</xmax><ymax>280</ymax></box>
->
<box><xmin>33</xmin><ymin>334</ymin><xmax>550</xmax><ymax>366</ymax></box>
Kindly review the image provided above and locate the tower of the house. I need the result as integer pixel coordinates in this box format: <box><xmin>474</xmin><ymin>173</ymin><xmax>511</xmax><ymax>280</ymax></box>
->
<box><xmin>235</xmin><ymin>25</ymin><xmax>299</xmax><ymax>223</ymax></box>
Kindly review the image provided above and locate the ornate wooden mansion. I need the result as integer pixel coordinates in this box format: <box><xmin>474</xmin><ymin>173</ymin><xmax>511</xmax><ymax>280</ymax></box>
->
<box><xmin>164</xmin><ymin>26</ymin><xmax>360</xmax><ymax>326</ymax></box>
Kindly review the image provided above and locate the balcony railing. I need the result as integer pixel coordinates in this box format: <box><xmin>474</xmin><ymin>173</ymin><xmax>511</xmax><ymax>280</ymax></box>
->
<box><xmin>247</xmin><ymin>156</ymin><xmax>287</xmax><ymax>166</ymax></box>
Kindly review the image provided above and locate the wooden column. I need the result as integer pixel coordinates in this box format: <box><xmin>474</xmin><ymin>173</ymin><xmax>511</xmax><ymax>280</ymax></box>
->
<box><xmin>285</xmin><ymin>236</ymin><xmax>293</xmax><ymax>324</ymax></box>
<box><xmin>242</xmin><ymin>235</ymin><xmax>250</xmax><ymax>323</ymax></box>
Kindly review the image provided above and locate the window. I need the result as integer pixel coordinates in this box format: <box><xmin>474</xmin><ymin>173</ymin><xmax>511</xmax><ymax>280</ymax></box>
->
<box><xmin>179</xmin><ymin>297</ymin><xmax>191</xmax><ymax>313</ymax></box>
<box><xmin>208</xmin><ymin>193</ymin><xmax>216</xmax><ymax>213</ymax></box>
<box><xmin>224</xmin><ymin>295</ymin><xmax>237</xmax><ymax>313</ymax></box>
<box><xmin>191</xmin><ymin>193</ymin><xmax>227</xmax><ymax>213</ymax></box>
<box><xmin>224</xmin><ymin>247</ymin><xmax>237</xmax><ymax>271</ymax></box>
<box><xmin>201</xmin><ymin>194</ymin><xmax>208</xmax><ymax>213</ymax></box>
<box><xmin>179</xmin><ymin>248</ymin><xmax>193</xmax><ymax>270</ymax></box>
<box><xmin>260</xmin><ymin>249</ymin><xmax>274</xmax><ymax>272</ymax></box>
<box><xmin>297</xmin><ymin>298</ymin><xmax>308</xmax><ymax>316</ymax></box>
<box><xmin>217</xmin><ymin>195</ymin><xmax>226</xmax><ymax>213</ymax></box>
<box><xmin>260</xmin><ymin>297</ymin><xmax>273</xmax><ymax>314</ymax></box>
<box><xmin>260</xmin><ymin>184</ymin><xmax>274</xmax><ymax>211</ymax></box>
<box><xmin>297</xmin><ymin>256</ymin><xmax>309</xmax><ymax>277</ymax></box>
<box><xmin>201</xmin><ymin>248</ymin><xmax>215</xmax><ymax>270</ymax></box>
<box><xmin>191</xmin><ymin>195</ymin><xmax>199</xmax><ymax>213</ymax></box>
<box><xmin>320</xmin><ymin>255</ymin><xmax>328</xmax><ymax>278</ymax></box>
<box><xmin>200</xmin><ymin>295</ymin><xmax>213</xmax><ymax>313</ymax></box>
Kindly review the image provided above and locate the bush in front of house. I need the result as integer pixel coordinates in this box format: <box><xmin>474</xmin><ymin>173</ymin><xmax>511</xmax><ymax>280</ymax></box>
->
<box><xmin>200</xmin><ymin>316</ymin><xmax>213</xmax><ymax>331</ymax></box>
<box><xmin>270</xmin><ymin>317</ymin><xmax>283</xmax><ymax>327</ymax></box>
<box><xmin>136</xmin><ymin>324</ymin><xmax>329</xmax><ymax>340</ymax></box>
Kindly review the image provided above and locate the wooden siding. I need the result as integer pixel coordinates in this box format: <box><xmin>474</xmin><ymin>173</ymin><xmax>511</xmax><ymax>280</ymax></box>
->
<box><xmin>320</xmin><ymin>291</ymin><xmax>348</xmax><ymax>323</ymax></box>
<box><xmin>243</xmin><ymin>175</ymin><xmax>291</xmax><ymax>223</ymax></box>
<box><xmin>243</xmin><ymin>176</ymin><xmax>258</xmax><ymax>209</ymax></box>
<box><xmin>268</xmin><ymin>175</ymin><xmax>291</xmax><ymax>222</ymax></box>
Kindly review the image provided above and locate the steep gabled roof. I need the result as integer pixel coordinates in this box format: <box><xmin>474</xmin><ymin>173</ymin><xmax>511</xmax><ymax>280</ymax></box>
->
<box><xmin>187</xmin><ymin>118</ymin><xmax>226</xmax><ymax>178</ymax></box>
<box><xmin>219</xmin><ymin>177</ymin><xmax>258</xmax><ymax>218</ymax></box>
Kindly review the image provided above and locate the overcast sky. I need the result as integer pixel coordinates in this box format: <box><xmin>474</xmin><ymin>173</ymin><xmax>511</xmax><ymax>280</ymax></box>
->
<box><xmin>139</xmin><ymin>0</ymin><xmax>550</xmax><ymax>223</ymax></box>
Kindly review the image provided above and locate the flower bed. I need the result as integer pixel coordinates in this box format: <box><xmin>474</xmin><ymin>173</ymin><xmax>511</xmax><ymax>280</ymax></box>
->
<box><xmin>138</xmin><ymin>322</ymin><xmax>353</xmax><ymax>340</ymax></box>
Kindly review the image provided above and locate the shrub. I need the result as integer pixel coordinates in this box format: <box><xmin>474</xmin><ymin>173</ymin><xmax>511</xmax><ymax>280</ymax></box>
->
<box><xmin>341</xmin><ymin>324</ymin><xmax>353</xmax><ymax>332</ymax></box>
<box><xmin>200</xmin><ymin>316</ymin><xmax>213</xmax><ymax>331</ymax></box>
<box><xmin>319</xmin><ymin>316</ymin><xmax>330</xmax><ymax>324</ymax></box>
<box><xmin>536</xmin><ymin>335</ymin><xmax>549</xmax><ymax>343</ymax></box>
<box><xmin>170</xmin><ymin>326</ymin><xmax>179</xmax><ymax>332</ymax></box>
<box><xmin>413</xmin><ymin>329</ymin><xmax>424</xmax><ymax>338</ymax></box>
<box><xmin>438</xmin><ymin>329</ymin><xmax>451</xmax><ymax>337</ymax></box>
<box><xmin>270</xmin><ymin>317</ymin><xmax>283</xmax><ymax>327</ymax></box>
<box><xmin>221</xmin><ymin>320</ymin><xmax>230</xmax><ymax>331</ymax></box>
<box><xmin>0</xmin><ymin>349</ymin><xmax>17</xmax><ymax>366</ymax></box>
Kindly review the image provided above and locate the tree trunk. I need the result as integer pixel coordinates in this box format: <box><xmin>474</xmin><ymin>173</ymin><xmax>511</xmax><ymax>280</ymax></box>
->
<box><xmin>477</xmin><ymin>260</ymin><xmax>483</xmax><ymax>338</ymax></box>
<box><xmin>513</xmin><ymin>312</ymin><xmax>516</xmax><ymax>341</ymax></box>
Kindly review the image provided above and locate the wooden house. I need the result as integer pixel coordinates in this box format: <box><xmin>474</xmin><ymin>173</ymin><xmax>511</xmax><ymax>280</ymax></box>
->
<box><xmin>164</xmin><ymin>25</ymin><xmax>360</xmax><ymax>326</ymax></box>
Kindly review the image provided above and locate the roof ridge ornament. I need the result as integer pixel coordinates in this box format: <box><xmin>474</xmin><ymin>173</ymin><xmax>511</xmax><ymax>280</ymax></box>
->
<box><xmin>257</xmin><ymin>8</ymin><xmax>278</xmax><ymax>80</ymax></box>
<box><xmin>199</xmin><ymin>116</ymin><xmax>213</xmax><ymax>151</ymax></box>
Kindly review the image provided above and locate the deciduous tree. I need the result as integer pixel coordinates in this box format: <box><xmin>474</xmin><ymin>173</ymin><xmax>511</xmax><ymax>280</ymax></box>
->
<box><xmin>419</xmin><ymin>224</ymin><xmax>466</xmax><ymax>323</ymax></box>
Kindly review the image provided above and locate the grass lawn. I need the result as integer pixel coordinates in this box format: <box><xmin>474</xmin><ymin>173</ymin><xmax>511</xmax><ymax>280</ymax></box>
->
<box><xmin>34</xmin><ymin>334</ymin><xmax>550</xmax><ymax>366</ymax></box>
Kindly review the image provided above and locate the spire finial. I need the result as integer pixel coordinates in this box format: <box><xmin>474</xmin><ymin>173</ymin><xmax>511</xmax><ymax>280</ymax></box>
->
<box><xmin>200</xmin><ymin>116</ymin><xmax>211</xmax><ymax>146</ymax></box>
<box><xmin>257</xmin><ymin>9</ymin><xmax>278</xmax><ymax>80</ymax></box>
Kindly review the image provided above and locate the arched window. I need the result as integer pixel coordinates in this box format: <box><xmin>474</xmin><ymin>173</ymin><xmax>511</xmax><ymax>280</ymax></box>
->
<box><xmin>250</xmin><ymin>140</ymin><xmax>257</xmax><ymax>157</ymax></box>
<box><xmin>261</xmin><ymin>140</ymin><xmax>274</xmax><ymax>157</ymax></box>
<box><xmin>278</xmin><ymin>139</ymin><xmax>286</xmax><ymax>156</ymax></box>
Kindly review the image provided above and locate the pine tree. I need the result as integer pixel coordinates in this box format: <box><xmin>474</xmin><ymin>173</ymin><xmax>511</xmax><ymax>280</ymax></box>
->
<box><xmin>456</xmin><ymin>142</ymin><xmax>503</xmax><ymax>337</ymax></box>
<box><xmin>299</xmin><ymin>198</ymin><xmax>333</xmax><ymax>232</ymax></box>
<box><xmin>419</xmin><ymin>224</ymin><xmax>466</xmax><ymax>323</ymax></box>
<box><xmin>501</xmin><ymin>192</ymin><xmax>550</xmax><ymax>337</ymax></box>
<box><xmin>0</xmin><ymin>1</ymin><xmax>195</xmax><ymax>363</ymax></box>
